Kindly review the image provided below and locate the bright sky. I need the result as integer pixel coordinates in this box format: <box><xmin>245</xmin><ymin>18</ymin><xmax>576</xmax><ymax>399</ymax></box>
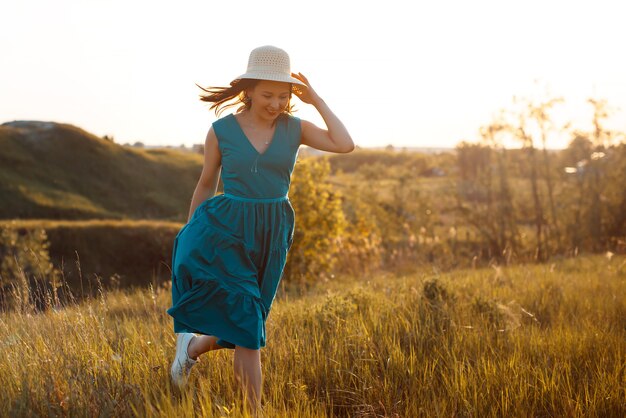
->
<box><xmin>1</xmin><ymin>0</ymin><xmax>625</xmax><ymax>149</ymax></box>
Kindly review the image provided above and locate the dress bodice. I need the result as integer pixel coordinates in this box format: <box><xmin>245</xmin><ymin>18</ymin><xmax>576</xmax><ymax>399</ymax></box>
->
<box><xmin>212</xmin><ymin>112</ymin><xmax>302</xmax><ymax>199</ymax></box>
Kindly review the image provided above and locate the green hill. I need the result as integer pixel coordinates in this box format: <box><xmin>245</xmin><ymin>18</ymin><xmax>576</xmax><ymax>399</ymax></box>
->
<box><xmin>0</xmin><ymin>121</ymin><xmax>203</xmax><ymax>221</ymax></box>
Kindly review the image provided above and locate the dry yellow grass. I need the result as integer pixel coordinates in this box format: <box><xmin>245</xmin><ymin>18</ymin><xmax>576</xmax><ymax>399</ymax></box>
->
<box><xmin>0</xmin><ymin>254</ymin><xmax>624</xmax><ymax>417</ymax></box>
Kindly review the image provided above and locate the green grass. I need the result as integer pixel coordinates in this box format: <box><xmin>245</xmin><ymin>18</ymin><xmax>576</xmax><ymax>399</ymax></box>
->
<box><xmin>0</xmin><ymin>254</ymin><xmax>624</xmax><ymax>417</ymax></box>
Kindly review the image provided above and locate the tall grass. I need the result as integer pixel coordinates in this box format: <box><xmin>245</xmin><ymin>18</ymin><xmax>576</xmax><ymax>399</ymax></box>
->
<box><xmin>0</xmin><ymin>254</ymin><xmax>624</xmax><ymax>417</ymax></box>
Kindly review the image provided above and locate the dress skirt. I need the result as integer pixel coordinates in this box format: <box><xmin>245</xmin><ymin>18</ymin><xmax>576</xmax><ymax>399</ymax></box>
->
<box><xmin>166</xmin><ymin>192</ymin><xmax>295</xmax><ymax>350</ymax></box>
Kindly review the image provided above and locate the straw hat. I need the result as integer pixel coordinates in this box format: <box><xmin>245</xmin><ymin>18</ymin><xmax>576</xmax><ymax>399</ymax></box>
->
<box><xmin>230</xmin><ymin>45</ymin><xmax>307</xmax><ymax>91</ymax></box>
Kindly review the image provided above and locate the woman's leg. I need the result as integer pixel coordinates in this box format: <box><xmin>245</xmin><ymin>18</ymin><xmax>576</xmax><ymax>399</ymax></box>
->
<box><xmin>233</xmin><ymin>346</ymin><xmax>262</xmax><ymax>414</ymax></box>
<box><xmin>187</xmin><ymin>335</ymin><xmax>224</xmax><ymax>359</ymax></box>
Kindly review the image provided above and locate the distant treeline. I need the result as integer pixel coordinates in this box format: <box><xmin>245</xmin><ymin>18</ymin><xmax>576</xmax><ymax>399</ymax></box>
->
<box><xmin>453</xmin><ymin>97</ymin><xmax>626</xmax><ymax>262</ymax></box>
<box><xmin>324</xmin><ymin>148</ymin><xmax>456</xmax><ymax>178</ymax></box>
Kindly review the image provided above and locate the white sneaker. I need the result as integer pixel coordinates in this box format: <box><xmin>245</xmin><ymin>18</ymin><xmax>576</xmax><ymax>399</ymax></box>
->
<box><xmin>170</xmin><ymin>332</ymin><xmax>198</xmax><ymax>389</ymax></box>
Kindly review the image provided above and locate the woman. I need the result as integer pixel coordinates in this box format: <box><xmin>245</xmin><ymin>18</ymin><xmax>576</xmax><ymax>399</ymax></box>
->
<box><xmin>166</xmin><ymin>45</ymin><xmax>354</xmax><ymax>414</ymax></box>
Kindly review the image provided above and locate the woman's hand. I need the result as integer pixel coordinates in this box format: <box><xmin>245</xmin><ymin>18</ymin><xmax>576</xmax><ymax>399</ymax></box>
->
<box><xmin>291</xmin><ymin>72</ymin><xmax>355</xmax><ymax>153</ymax></box>
<box><xmin>291</xmin><ymin>72</ymin><xmax>322</xmax><ymax>106</ymax></box>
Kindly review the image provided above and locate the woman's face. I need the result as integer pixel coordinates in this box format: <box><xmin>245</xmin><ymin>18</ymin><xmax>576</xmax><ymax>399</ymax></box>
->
<box><xmin>246</xmin><ymin>80</ymin><xmax>291</xmax><ymax>120</ymax></box>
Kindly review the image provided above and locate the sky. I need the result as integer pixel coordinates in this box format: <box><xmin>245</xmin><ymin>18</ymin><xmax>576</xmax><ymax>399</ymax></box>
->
<box><xmin>1</xmin><ymin>0</ymin><xmax>625</xmax><ymax>149</ymax></box>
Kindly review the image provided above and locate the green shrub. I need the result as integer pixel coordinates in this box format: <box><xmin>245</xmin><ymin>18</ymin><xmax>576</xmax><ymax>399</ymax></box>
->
<box><xmin>0</xmin><ymin>221</ymin><xmax>61</xmax><ymax>312</ymax></box>
<box><xmin>286</xmin><ymin>157</ymin><xmax>347</xmax><ymax>285</ymax></box>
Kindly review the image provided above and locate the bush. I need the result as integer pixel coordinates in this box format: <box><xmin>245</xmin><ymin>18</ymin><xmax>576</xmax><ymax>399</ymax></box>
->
<box><xmin>0</xmin><ymin>221</ymin><xmax>62</xmax><ymax>312</ymax></box>
<box><xmin>285</xmin><ymin>157</ymin><xmax>347</xmax><ymax>286</ymax></box>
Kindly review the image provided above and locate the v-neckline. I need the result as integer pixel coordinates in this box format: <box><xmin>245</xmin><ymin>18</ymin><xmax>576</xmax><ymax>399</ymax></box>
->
<box><xmin>231</xmin><ymin>113</ymin><xmax>280</xmax><ymax>156</ymax></box>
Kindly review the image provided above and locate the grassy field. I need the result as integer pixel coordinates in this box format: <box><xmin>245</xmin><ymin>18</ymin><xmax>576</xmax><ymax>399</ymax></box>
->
<box><xmin>0</xmin><ymin>254</ymin><xmax>624</xmax><ymax>417</ymax></box>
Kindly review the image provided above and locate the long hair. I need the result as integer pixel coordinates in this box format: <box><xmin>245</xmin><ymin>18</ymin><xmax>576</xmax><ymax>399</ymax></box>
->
<box><xmin>196</xmin><ymin>78</ymin><xmax>297</xmax><ymax>118</ymax></box>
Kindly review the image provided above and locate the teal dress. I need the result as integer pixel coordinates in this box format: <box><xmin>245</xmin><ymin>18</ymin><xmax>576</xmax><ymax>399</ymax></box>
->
<box><xmin>166</xmin><ymin>112</ymin><xmax>301</xmax><ymax>350</ymax></box>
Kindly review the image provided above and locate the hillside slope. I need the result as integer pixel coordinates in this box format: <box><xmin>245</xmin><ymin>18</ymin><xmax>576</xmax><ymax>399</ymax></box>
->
<box><xmin>0</xmin><ymin>121</ymin><xmax>203</xmax><ymax>221</ymax></box>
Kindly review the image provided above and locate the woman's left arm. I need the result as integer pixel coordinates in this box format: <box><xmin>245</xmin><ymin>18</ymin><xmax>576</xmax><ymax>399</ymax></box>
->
<box><xmin>292</xmin><ymin>72</ymin><xmax>355</xmax><ymax>154</ymax></box>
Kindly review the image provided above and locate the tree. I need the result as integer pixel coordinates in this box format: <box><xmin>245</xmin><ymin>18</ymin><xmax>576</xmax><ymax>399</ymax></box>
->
<box><xmin>578</xmin><ymin>98</ymin><xmax>621</xmax><ymax>251</ymax></box>
<box><xmin>528</xmin><ymin>96</ymin><xmax>565</xmax><ymax>252</ymax></box>
<box><xmin>515</xmin><ymin>103</ymin><xmax>547</xmax><ymax>261</ymax></box>
<box><xmin>455</xmin><ymin>113</ymin><xmax>519</xmax><ymax>264</ymax></box>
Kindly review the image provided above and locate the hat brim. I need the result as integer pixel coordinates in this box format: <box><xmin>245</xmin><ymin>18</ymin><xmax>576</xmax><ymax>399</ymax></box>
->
<box><xmin>230</xmin><ymin>73</ymin><xmax>307</xmax><ymax>92</ymax></box>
